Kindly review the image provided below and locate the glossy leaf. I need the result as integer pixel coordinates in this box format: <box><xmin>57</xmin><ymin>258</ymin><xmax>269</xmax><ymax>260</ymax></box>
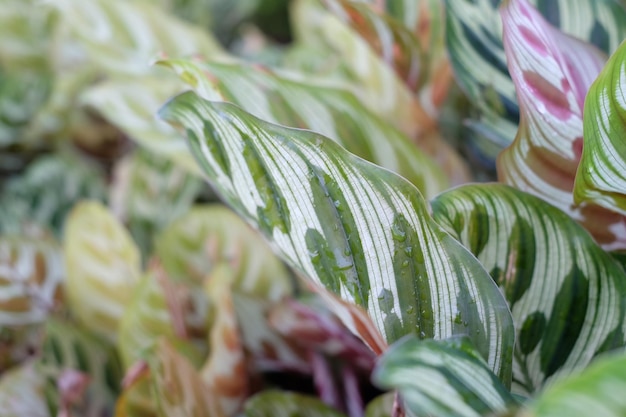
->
<box><xmin>432</xmin><ymin>184</ymin><xmax>626</xmax><ymax>394</ymax></box>
<box><xmin>159</xmin><ymin>57</ymin><xmax>450</xmax><ymax>198</ymax></box>
<box><xmin>0</xmin><ymin>361</ymin><xmax>49</xmax><ymax>417</ymax></box>
<box><xmin>373</xmin><ymin>336</ymin><xmax>517</xmax><ymax>417</ymax></box>
<box><xmin>0</xmin><ymin>235</ymin><xmax>63</xmax><ymax>326</ymax></box>
<box><xmin>243</xmin><ymin>390</ymin><xmax>347</xmax><ymax>417</ymax></box>
<box><xmin>160</xmin><ymin>92</ymin><xmax>514</xmax><ymax>382</ymax></box>
<box><xmin>0</xmin><ymin>151</ymin><xmax>107</xmax><ymax>236</ymax></box>
<box><xmin>574</xmin><ymin>41</ymin><xmax>626</xmax><ymax>216</ymax></box>
<box><xmin>519</xmin><ymin>351</ymin><xmax>626</xmax><ymax>417</ymax></box>
<box><xmin>497</xmin><ymin>0</ymin><xmax>626</xmax><ymax>250</ymax></box>
<box><xmin>154</xmin><ymin>205</ymin><xmax>291</xmax><ymax>297</ymax></box>
<box><xmin>444</xmin><ymin>0</ymin><xmax>626</xmax><ymax>163</ymax></box>
<box><xmin>110</xmin><ymin>148</ymin><xmax>203</xmax><ymax>256</ymax></box>
<box><xmin>64</xmin><ymin>201</ymin><xmax>142</xmax><ymax>341</ymax></box>
<box><xmin>147</xmin><ymin>339</ymin><xmax>223</xmax><ymax>417</ymax></box>
<box><xmin>41</xmin><ymin>319</ymin><xmax>123</xmax><ymax>417</ymax></box>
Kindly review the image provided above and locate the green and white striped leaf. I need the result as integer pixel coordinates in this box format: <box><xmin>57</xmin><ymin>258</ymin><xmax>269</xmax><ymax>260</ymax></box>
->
<box><xmin>64</xmin><ymin>201</ymin><xmax>142</xmax><ymax>341</ymax></box>
<box><xmin>243</xmin><ymin>391</ymin><xmax>347</xmax><ymax>417</ymax></box>
<box><xmin>159</xmin><ymin>57</ymin><xmax>450</xmax><ymax>199</ymax></box>
<box><xmin>0</xmin><ymin>235</ymin><xmax>63</xmax><ymax>326</ymax></box>
<box><xmin>41</xmin><ymin>319</ymin><xmax>123</xmax><ymax>417</ymax></box>
<box><xmin>574</xmin><ymin>41</ymin><xmax>626</xmax><ymax>216</ymax></box>
<box><xmin>48</xmin><ymin>0</ymin><xmax>223</xmax><ymax>76</ymax></box>
<box><xmin>0</xmin><ymin>361</ymin><xmax>49</xmax><ymax>417</ymax></box>
<box><xmin>497</xmin><ymin>0</ymin><xmax>626</xmax><ymax>250</ymax></box>
<box><xmin>373</xmin><ymin>336</ymin><xmax>518</xmax><ymax>417</ymax></box>
<box><xmin>445</xmin><ymin>0</ymin><xmax>626</xmax><ymax>164</ymax></box>
<box><xmin>159</xmin><ymin>91</ymin><xmax>514</xmax><ymax>382</ymax></box>
<box><xmin>110</xmin><ymin>148</ymin><xmax>203</xmax><ymax>256</ymax></box>
<box><xmin>154</xmin><ymin>205</ymin><xmax>292</xmax><ymax>297</ymax></box>
<box><xmin>431</xmin><ymin>184</ymin><xmax>626</xmax><ymax>394</ymax></box>
<box><xmin>81</xmin><ymin>76</ymin><xmax>203</xmax><ymax>176</ymax></box>
<box><xmin>518</xmin><ymin>351</ymin><xmax>626</xmax><ymax>417</ymax></box>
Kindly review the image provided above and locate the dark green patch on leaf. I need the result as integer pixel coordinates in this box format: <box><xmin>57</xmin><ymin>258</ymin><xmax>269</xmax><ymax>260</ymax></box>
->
<box><xmin>519</xmin><ymin>311</ymin><xmax>546</xmax><ymax>355</ymax></box>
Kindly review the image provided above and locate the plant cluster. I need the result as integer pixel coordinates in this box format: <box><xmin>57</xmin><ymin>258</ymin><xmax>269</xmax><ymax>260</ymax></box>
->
<box><xmin>1</xmin><ymin>0</ymin><xmax>626</xmax><ymax>416</ymax></box>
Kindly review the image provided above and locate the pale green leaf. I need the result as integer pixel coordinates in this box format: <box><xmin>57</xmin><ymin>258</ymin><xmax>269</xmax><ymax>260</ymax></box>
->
<box><xmin>432</xmin><ymin>184</ymin><xmax>626</xmax><ymax>394</ymax></box>
<box><xmin>0</xmin><ymin>361</ymin><xmax>49</xmax><ymax>417</ymax></box>
<box><xmin>497</xmin><ymin>0</ymin><xmax>626</xmax><ymax>250</ymax></box>
<box><xmin>0</xmin><ymin>235</ymin><xmax>63</xmax><ymax>326</ymax></box>
<box><xmin>574</xmin><ymin>41</ymin><xmax>626</xmax><ymax>216</ymax></box>
<box><xmin>64</xmin><ymin>201</ymin><xmax>142</xmax><ymax>341</ymax></box>
<box><xmin>160</xmin><ymin>91</ymin><xmax>514</xmax><ymax>382</ymax></box>
<box><xmin>364</xmin><ymin>392</ymin><xmax>394</xmax><ymax>417</ymax></box>
<box><xmin>374</xmin><ymin>336</ymin><xmax>517</xmax><ymax>417</ymax></box>
<box><xmin>159</xmin><ymin>57</ymin><xmax>450</xmax><ymax>198</ymax></box>
<box><xmin>243</xmin><ymin>390</ymin><xmax>347</xmax><ymax>417</ymax></box>
<box><xmin>519</xmin><ymin>351</ymin><xmax>626</xmax><ymax>417</ymax></box>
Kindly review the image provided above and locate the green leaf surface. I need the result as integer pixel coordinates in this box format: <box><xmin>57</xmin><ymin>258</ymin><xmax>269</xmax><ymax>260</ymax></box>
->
<box><xmin>160</xmin><ymin>57</ymin><xmax>450</xmax><ymax>199</ymax></box>
<box><xmin>64</xmin><ymin>201</ymin><xmax>142</xmax><ymax>341</ymax></box>
<box><xmin>519</xmin><ymin>351</ymin><xmax>626</xmax><ymax>417</ymax></box>
<box><xmin>373</xmin><ymin>336</ymin><xmax>517</xmax><ymax>417</ymax></box>
<box><xmin>160</xmin><ymin>91</ymin><xmax>514</xmax><ymax>382</ymax></box>
<box><xmin>0</xmin><ymin>361</ymin><xmax>49</xmax><ymax>417</ymax></box>
<box><xmin>243</xmin><ymin>390</ymin><xmax>347</xmax><ymax>417</ymax></box>
<box><xmin>497</xmin><ymin>0</ymin><xmax>626</xmax><ymax>250</ymax></box>
<box><xmin>154</xmin><ymin>205</ymin><xmax>292</xmax><ymax>297</ymax></box>
<box><xmin>574</xmin><ymin>41</ymin><xmax>626</xmax><ymax>216</ymax></box>
<box><xmin>40</xmin><ymin>319</ymin><xmax>123</xmax><ymax>417</ymax></box>
<box><xmin>364</xmin><ymin>392</ymin><xmax>394</xmax><ymax>417</ymax></box>
<box><xmin>0</xmin><ymin>235</ymin><xmax>63</xmax><ymax>326</ymax></box>
<box><xmin>432</xmin><ymin>184</ymin><xmax>626</xmax><ymax>394</ymax></box>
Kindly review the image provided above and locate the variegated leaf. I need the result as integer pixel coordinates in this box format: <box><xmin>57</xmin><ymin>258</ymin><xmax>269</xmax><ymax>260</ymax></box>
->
<box><xmin>154</xmin><ymin>205</ymin><xmax>292</xmax><ymax>297</ymax></box>
<box><xmin>201</xmin><ymin>263</ymin><xmax>248</xmax><ymax>416</ymax></box>
<box><xmin>81</xmin><ymin>76</ymin><xmax>203</xmax><ymax>176</ymax></box>
<box><xmin>0</xmin><ymin>152</ymin><xmax>107</xmax><ymax>236</ymax></box>
<box><xmin>147</xmin><ymin>339</ymin><xmax>223</xmax><ymax>417</ymax></box>
<box><xmin>64</xmin><ymin>201</ymin><xmax>142</xmax><ymax>341</ymax></box>
<box><xmin>110</xmin><ymin>148</ymin><xmax>203</xmax><ymax>256</ymax></box>
<box><xmin>0</xmin><ymin>235</ymin><xmax>63</xmax><ymax>326</ymax></box>
<box><xmin>117</xmin><ymin>268</ymin><xmax>206</xmax><ymax>370</ymax></box>
<box><xmin>41</xmin><ymin>319</ymin><xmax>123</xmax><ymax>417</ymax></box>
<box><xmin>445</xmin><ymin>0</ymin><xmax>626</xmax><ymax>164</ymax></box>
<box><xmin>498</xmin><ymin>0</ymin><xmax>626</xmax><ymax>250</ymax></box>
<box><xmin>160</xmin><ymin>92</ymin><xmax>514</xmax><ymax>382</ymax></box>
<box><xmin>159</xmin><ymin>57</ymin><xmax>450</xmax><ymax>198</ymax></box>
<box><xmin>48</xmin><ymin>0</ymin><xmax>223</xmax><ymax>76</ymax></box>
<box><xmin>244</xmin><ymin>391</ymin><xmax>347</xmax><ymax>417</ymax></box>
<box><xmin>0</xmin><ymin>361</ymin><xmax>49</xmax><ymax>416</ymax></box>
<box><xmin>431</xmin><ymin>184</ymin><xmax>626</xmax><ymax>394</ymax></box>
<box><xmin>373</xmin><ymin>336</ymin><xmax>518</xmax><ymax>417</ymax></box>
<box><xmin>574</xmin><ymin>41</ymin><xmax>626</xmax><ymax>216</ymax></box>
<box><xmin>518</xmin><ymin>351</ymin><xmax>626</xmax><ymax>417</ymax></box>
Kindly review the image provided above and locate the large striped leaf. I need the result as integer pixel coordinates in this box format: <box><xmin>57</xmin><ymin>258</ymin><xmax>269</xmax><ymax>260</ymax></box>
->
<box><xmin>431</xmin><ymin>184</ymin><xmax>626</xmax><ymax>394</ymax></box>
<box><xmin>574</xmin><ymin>42</ymin><xmax>626</xmax><ymax>216</ymax></box>
<box><xmin>64</xmin><ymin>201</ymin><xmax>142</xmax><ymax>341</ymax></box>
<box><xmin>0</xmin><ymin>361</ymin><xmax>49</xmax><ymax>417</ymax></box>
<box><xmin>159</xmin><ymin>57</ymin><xmax>450</xmax><ymax>199</ymax></box>
<box><xmin>497</xmin><ymin>0</ymin><xmax>626</xmax><ymax>250</ymax></box>
<box><xmin>0</xmin><ymin>235</ymin><xmax>63</xmax><ymax>326</ymax></box>
<box><xmin>518</xmin><ymin>351</ymin><xmax>626</xmax><ymax>417</ymax></box>
<box><xmin>445</xmin><ymin>0</ymin><xmax>626</xmax><ymax>164</ymax></box>
<box><xmin>159</xmin><ymin>91</ymin><xmax>514</xmax><ymax>382</ymax></box>
<box><xmin>373</xmin><ymin>336</ymin><xmax>518</xmax><ymax>417</ymax></box>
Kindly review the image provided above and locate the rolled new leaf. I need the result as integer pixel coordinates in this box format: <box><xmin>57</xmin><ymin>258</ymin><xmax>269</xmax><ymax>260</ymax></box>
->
<box><xmin>574</xmin><ymin>41</ymin><xmax>626</xmax><ymax>216</ymax></box>
<box><xmin>373</xmin><ymin>336</ymin><xmax>518</xmax><ymax>417</ymax></box>
<box><xmin>159</xmin><ymin>91</ymin><xmax>514</xmax><ymax>382</ymax></box>
<box><xmin>432</xmin><ymin>184</ymin><xmax>626</xmax><ymax>394</ymax></box>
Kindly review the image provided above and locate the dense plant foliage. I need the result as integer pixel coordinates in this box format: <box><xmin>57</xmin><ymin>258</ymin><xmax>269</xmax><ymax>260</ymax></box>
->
<box><xmin>1</xmin><ymin>0</ymin><xmax>626</xmax><ymax>416</ymax></box>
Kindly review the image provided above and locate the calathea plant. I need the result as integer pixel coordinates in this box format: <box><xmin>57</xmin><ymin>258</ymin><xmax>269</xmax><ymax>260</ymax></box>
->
<box><xmin>1</xmin><ymin>0</ymin><xmax>626</xmax><ymax>416</ymax></box>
